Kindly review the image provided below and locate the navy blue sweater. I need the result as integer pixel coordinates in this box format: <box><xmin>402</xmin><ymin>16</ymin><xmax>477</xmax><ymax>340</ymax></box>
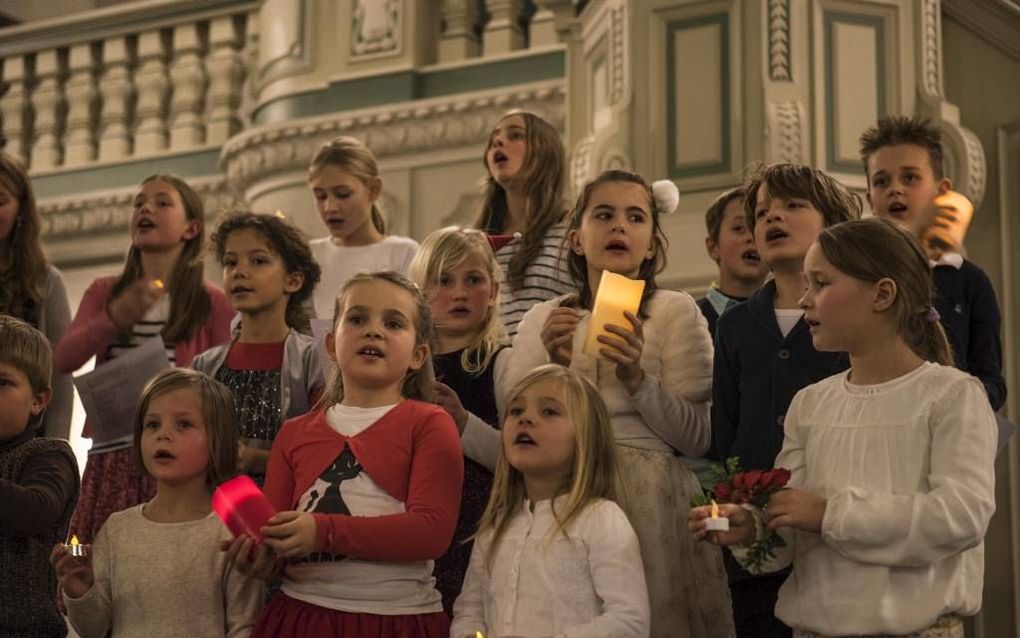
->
<box><xmin>933</xmin><ymin>260</ymin><xmax>1006</xmax><ymax>410</ymax></box>
<box><xmin>710</xmin><ymin>280</ymin><xmax>849</xmax><ymax>470</ymax></box>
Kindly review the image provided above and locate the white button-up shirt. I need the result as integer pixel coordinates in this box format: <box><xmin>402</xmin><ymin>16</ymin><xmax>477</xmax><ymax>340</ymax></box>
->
<box><xmin>451</xmin><ymin>497</ymin><xmax>649</xmax><ymax>638</ymax></box>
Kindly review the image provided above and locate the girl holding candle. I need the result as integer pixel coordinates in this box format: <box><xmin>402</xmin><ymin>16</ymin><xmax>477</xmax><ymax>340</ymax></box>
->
<box><xmin>51</xmin><ymin>368</ymin><xmax>263</xmax><ymax>637</ymax></box>
<box><xmin>227</xmin><ymin>271</ymin><xmax>463</xmax><ymax>638</ymax></box>
<box><xmin>408</xmin><ymin>226</ymin><xmax>509</xmax><ymax>613</ymax></box>
<box><xmin>192</xmin><ymin>212</ymin><xmax>324</xmax><ymax>483</ymax></box>
<box><xmin>476</xmin><ymin>109</ymin><xmax>575</xmax><ymax>339</ymax></box>
<box><xmin>307</xmin><ymin>136</ymin><xmax>420</xmax><ymax>322</ymax></box>
<box><xmin>507</xmin><ymin>169</ymin><xmax>733</xmax><ymax>638</ymax></box>
<box><xmin>54</xmin><ymin>174</ymin><xmax>233</xmax><ymax>544</ymax></box>
<box><xmin>691</xmin><ymin>218</ymin><xmax>997</xmax><ymax>637</ymax></box>
<box><xmin>451</xmin><ymin>364</ymin><xmax>649</xmax><ymax>637</ymax></box>
<box><xmin>0</xmin><ymin>151</ymin><xmax>74</xmax><ymax>439</ymax></box>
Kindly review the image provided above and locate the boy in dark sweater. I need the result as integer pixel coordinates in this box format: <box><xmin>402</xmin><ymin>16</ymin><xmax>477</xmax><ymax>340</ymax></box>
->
<box><xmin>0</xmin><ymin>314</ymin><xmax>79</xmax><ymax>637</ymax></box>
<box><xmin>697</xmin><ymin>187</ymin><xmax>768</xmax><ymax>339</ymax></box>
<box><xmin>860</xmin><ymin>116</ymin><xmax>1006</xmax><ymax>409</ymax></box>
<box><xmin>710</xmin><ymin>165</ymin><xmax>861</xmax><ymax>638</ymax></box>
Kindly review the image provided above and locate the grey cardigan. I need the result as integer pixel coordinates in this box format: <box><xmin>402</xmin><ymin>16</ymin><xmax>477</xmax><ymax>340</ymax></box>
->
<box><xmin>38</xmin><ymin>266</ymin><xmax>73</xmax><ymax>440</ymax></box>
<box><xmin>191</xmin><ymin>329</ymin><xmax>324</xmax><ymax>426</ymax></box>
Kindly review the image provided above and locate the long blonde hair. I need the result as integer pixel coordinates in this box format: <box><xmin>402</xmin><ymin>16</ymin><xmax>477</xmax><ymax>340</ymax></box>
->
<box><xmin>308</xmin><ymin>136</ymin><xmax>386</xmax><ymax>234</ymax></box>
<box><xmin>0</xmin><ymin>152</ymin><xmax>48</xmax><ymax>326</ymax></box>
<box><xmin>477</xmin><ymin>364</ymin><xmax>624</xmax><ymax>569</ymax></box>
<box><xmin>317</xmin><ymin>271</ymin><xmax>435</xmax><ymax>408</ymax></box>
<box><xmin>408</xmin><ymin>226</ymin><xmax>506</xmax><ymax>374</ymax></box>
<box><xmin>474</xmin><ymin>110</ymin><xmax>567</xmax><ymax>291</ymax></box>
<box><xmin>111</xmin><ymin>174</ymin><xmax>211</xmax><ymax>343</ymax></box>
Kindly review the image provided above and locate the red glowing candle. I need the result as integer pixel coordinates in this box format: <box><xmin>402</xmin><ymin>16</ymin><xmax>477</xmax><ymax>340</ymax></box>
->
<box><xmin>212</xmin><ymin>475</ymin><xmax>276</xmax><ymax>543</ymax></box>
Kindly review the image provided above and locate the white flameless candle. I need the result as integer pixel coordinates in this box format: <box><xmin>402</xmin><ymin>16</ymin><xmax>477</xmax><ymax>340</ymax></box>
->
<box><xmin>583</xmin><ymin>271</ymin><xmax>645</xmax><ymax>355</ymax></box>
<box><xmin>704</xmin><ymin>500</ymin><xmax>730</xmax><ymax>532</ymax></box>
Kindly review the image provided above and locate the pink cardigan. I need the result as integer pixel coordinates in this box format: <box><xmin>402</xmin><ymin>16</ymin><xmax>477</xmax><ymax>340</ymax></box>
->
<box><xmin>55</xmin><ymin>275</ymin><xmax>233</xmax><ymax>387</ymax></box>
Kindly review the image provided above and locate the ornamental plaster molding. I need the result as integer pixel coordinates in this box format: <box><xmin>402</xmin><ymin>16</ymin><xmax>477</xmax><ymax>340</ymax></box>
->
<box><xmin>920</xmin><ymin>0</ymin><xmax>944</xmax><ymax>100</ymax></box>
<box><xmin>768</xmin><ymin>0</ymin><xmax>792</xmax><ymax>81</ymax></box>
<box><xmin>219</xmin><ymin>81</ymin><xmax>566</xmax><ymax>194</ymax></box>
<box><xmin>766</xmin><ymin>100</ymin><xmax>805</xmax><ymax>164</ymax></box>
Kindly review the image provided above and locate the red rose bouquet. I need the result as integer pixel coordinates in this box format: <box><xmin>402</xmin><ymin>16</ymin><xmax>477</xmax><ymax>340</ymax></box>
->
<box><xmin>692</xmin><ymin>457</ymin><xmax>791</xmax><ymax>572</ymax></box>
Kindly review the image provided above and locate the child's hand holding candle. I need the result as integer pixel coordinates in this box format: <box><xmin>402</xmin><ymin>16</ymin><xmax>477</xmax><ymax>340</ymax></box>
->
<box><xmin>50</xmin><ymin>539</ymin><xmax>95</xmax><ymax>599</ymax></box>
<box><xmin>689</xmin><ymin>501</ymin><xmax>755</xmax><ymax>547</ymax></box>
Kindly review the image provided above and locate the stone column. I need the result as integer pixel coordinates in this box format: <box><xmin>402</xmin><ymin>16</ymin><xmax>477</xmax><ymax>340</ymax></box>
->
<box><xmin>31</xmin><ymin>49</ymin><xmax>66</xmax><ymax>170</ymax></box>
<box><xmin>134</xmin><ymin>29</ymin><xmax>170</xmax><ymax>154</ymax></box>
<box><xmin>205</xmin><ymin>15</ymin><xmax>245</xmax><ymax>144</ymax></box>
<box><xmin>169</xmin><ymin>22</ymin><xmax>208</xmax><ymax>149</ymax></box>
<box><xmin>64</xmin><ymin>43</ymin><xmax>99</xmax><ymax>166</ymax></box>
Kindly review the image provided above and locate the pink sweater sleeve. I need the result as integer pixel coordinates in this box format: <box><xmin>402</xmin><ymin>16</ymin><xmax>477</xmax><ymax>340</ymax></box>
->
<box><xmin>312</xmin><ymin>412</ymin><xmax>464</xmax><ymax>561</ymax></box>
<box><xmin>54</xmin><ymin>278</ymin><xmax>121</xmax><ymax>374</ymax></box>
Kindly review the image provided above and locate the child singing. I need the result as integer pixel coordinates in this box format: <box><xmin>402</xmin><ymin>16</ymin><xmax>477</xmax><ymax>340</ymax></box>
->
<box><xmin>409</xmin><ymin>226</ymin><xmax>510</xmax><ymax>612</ymax></box>
<box><xmin>52</xmin><ymin>368</ymin><xmax>262</xmax><ymax>637</ymax></box>
<box><xmin>193</xmin><ymin>212</ymin><xmax>323</xmax><ymax>482</ymax></box>
<box><xmin>509</xmin><ymin>169</ymin><xmax>733</xmax><ymax>637</ymax></box>
<box><xmin>229</xmin><ymin>272</ymin><xmax>463</xmax><ymax>637</ymax></box>
<box><xmin>451</xmin><ymin>364</ymin><xmax>649</xmax><ymax>637</ymax></box>
<box><xmin>693</xmin><ymin>218</ymin><xmax>996</xmax><ymax>637</ymax></box>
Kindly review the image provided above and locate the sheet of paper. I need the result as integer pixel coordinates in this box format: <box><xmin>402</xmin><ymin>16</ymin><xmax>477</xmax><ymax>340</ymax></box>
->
<box><xmin>583</xmin><ymin>271</ymin><xmax>645</xmax><ymax>355</ymax></box>
<box><xmin>73</xmin><ymin>336</ymin><xmax>171</xmax><ymax>446</ymax></box>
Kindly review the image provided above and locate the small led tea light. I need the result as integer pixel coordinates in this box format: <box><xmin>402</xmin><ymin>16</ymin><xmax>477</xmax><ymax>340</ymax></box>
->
<box><xmin>66</xmin><ymin>534</ymin><xmax>86</xmax><ymax>558</ymax></box>
<box><xmin>704</xmin><ymin>500</ymin><xmax>730</xmax><ymax>532</ymax></box>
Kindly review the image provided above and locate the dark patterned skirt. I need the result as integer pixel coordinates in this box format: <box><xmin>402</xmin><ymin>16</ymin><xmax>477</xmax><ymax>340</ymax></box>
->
<box><xmin>433</xmin><ymin>457</ymin><xmax>493</xmax><ymax>615</ymax></box>
<box><xmin>69</xmin><ymin>447</ymin><xmax>156</xmax><ymax>543</ymax></box>
<box><xmin>253</xmin><ymin>593</ymin><xmax>449</xmax><ymax>638</ymax></box>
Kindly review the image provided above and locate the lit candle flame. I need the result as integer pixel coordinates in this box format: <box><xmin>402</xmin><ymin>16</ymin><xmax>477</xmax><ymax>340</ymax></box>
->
<box><xmin>476</xmin><ymin>632</ymin><xmax>484</xmax><ymax>638</ymax></box>
<box><xmin>710</xmin><ymin>500</ymin><xmax>720</xmax><ymax>519</ymax></box>
<box><xmin>70</xmin><ymin>535</ymin><xmax>80</xmax><ymax>547</ymax></box>
<box><xmin>153</xmin><ymin>279</ymin><xmax>165</xmax><ymax>289</ymax></box>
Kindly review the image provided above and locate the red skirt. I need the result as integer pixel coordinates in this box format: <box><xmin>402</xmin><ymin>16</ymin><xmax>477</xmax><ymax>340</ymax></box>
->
<box><xmin>69</xmin><ymin>447</ymin><xmax>156</xmax><ymax>543</ymax></box>
<box><xmin>253</xmin><ymin>593</ymin><xmax>450</xmax><ymax>638</ymax></box>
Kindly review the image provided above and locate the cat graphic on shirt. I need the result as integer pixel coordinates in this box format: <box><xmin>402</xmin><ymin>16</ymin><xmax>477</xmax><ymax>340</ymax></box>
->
<box><xmin>302</xmin><ymin>447</ymin><xmax>364</xmax><ymax>515</ymax></box>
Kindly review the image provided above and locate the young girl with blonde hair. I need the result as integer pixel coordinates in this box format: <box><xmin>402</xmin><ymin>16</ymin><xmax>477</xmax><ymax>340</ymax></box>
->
<box><xmin>409</xmin><ymin>225</ymin><xmax>509</xmax><ymax>612</ymax></box>
<box><xmin>693</xmin><ymin>218</ymin><xmax>997</xmax><ymax>637</ymax></box>
<box><xmin>229</xmin><ymin>271</ymin><xmax>463</xmax><ymax>637</ymax></box>
<box><xmin>451</xmin><ymin>364</ymin><xmax>649</xmax><ymax>637</ymax></box>
<box><xmin>307</xmin><ymin>137</ymin><xmax>419</xmax><ymax>321</ymax></box>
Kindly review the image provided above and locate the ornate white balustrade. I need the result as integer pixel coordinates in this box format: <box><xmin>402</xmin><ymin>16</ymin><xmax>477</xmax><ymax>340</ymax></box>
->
<box><xmin>0</xmin><ymin>2</ymin><xmax>256</xmax><ymax>170</ymax></box>
<box><xmin>0</xmin><ymin>0</ymin><xmax>569</xmax><ymax>174</ymax></box>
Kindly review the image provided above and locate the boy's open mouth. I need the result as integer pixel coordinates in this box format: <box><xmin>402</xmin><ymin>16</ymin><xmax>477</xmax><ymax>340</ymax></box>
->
<box><xmin>765</xmin><ymin>228</ymin><xmax>789</xmax><ymax>242</ymax></box>
<box><xmin>887</xmin><ymin>202</ymin><xmax>908</xmax><ymax>217</ymax></box>
<box><xmin>741</xmin><ymin>249</ymin><xmax>761</xmax><ymax>264</ymax></box>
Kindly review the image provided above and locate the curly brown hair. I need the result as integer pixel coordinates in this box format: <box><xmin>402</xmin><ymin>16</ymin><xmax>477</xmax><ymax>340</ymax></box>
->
<box><xmin>211</xmin><ymin>211</ymin><xmax>321</xmax><ymax>332</ymax></box>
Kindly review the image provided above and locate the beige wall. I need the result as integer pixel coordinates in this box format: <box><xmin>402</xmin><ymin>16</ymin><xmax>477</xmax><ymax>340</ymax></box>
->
<box><xmin>943</xmin><ymin>14</ymin><xmax>1020</xmax><ymax>636</ymax></box>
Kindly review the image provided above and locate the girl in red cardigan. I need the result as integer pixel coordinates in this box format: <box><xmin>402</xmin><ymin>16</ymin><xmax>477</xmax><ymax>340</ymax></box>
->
<box><xmin>229</xmin><ymin>271</ymin><xmax>463</xmax><ymax>638</ymax></box>
<box><xmin>55</xmin><ymin>174</ymin><xmax>232</xmax><ymax>543</ymax></box>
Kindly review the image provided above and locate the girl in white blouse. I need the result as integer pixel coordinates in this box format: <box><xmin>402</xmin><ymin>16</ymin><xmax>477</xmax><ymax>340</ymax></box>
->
<box><xmin>692</xmin><ymin>218</ymin><xmax>997</xmax><ymax>638</ymax></box>
<box><xmin>451</xmin><ymin>364</ymin><xmax>649</xmax><ymax>638</ymax></box>
<box><xmin>507</xmin><ymin>170</ymin><xmax>733</xmax><ymax>638</ymax></box>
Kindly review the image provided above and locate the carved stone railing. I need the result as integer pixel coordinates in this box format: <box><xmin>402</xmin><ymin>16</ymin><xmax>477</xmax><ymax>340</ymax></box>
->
<box><xmin>0</xmin><ymin>0</ymin><xmax>257</xmax><ymax>171</ymax></box>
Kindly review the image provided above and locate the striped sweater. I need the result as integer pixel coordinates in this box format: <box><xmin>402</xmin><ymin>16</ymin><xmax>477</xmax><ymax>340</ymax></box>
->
<box><xmin>495</xmin><ymin>223</ymin><xmax>574</xmax><ymax>338</ymax></box>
